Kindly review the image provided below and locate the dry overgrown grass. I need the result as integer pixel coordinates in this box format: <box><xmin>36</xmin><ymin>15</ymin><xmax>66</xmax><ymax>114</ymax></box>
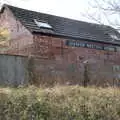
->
<box><xmin>0</xmin><ymin>85</ymin><xmax>120</xmax><ymax>120</ymax></box>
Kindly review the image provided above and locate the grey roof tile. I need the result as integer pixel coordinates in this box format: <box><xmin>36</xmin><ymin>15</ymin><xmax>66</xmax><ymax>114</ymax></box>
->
<box><xmin>2</xmin><ymin>4</ymin><xmax>120</xmax><ymax>45</ymax></box>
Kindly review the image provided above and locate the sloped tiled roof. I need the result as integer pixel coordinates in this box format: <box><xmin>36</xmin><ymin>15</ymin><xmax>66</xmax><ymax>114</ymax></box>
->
<box><xmin>2</xmin><ymin>4</ymin><xmax>120</xmax><ymax>45</ymax></box>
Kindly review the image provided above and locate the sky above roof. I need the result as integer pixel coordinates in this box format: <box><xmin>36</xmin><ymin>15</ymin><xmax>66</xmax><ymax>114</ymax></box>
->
<box><xmin>0</xmin><ymin>0</ymin><xmax>117</xmax><ymax>28</ymax></box>
<box><xmin>1</xmin><ymin>0</ymin><xmax>91</xmax><ymax>21</ymax></box>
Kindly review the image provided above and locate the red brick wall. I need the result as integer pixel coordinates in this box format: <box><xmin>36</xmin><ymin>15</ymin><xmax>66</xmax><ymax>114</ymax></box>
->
<box><xmin>33</xmin><ymin>34</ymin><xmax>120</xmax><ymax>64</ymax></box>
<box><xmin>0</xmin><ymin>7</ymin><xmax>33</xmax><ymax>56</ymax></box>
<box><xmin>32</xmin><ymin>35</ymin><xmax>120</xmax><ymax>86</ymax></box>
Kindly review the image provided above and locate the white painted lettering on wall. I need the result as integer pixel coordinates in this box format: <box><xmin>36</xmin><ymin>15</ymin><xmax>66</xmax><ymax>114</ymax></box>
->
<box><xmin>66</xmin><ymin>40</ymin><xmax>117</xmax><ymax>52</ymax></box>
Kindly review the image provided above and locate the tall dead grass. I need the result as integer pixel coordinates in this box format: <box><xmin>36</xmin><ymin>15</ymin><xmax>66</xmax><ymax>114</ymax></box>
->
<box><xmin>0</xmin><ymin>85</ymin><xmax>120</xmax><ymax>120</ymax></box>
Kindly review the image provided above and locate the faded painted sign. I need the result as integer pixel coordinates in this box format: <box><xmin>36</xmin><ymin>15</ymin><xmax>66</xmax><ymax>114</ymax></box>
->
<box><xmin>66</xmin><ymin>40</ymin><xmax>116</xmax><ymax>52</ymax></box>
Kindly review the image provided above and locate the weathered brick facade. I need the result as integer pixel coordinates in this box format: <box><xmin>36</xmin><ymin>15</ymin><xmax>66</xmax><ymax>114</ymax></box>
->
<box><xmin>0</xmin><ymin>5</ymin><xmax>120</xmax><ymax>86</ymax></box>
<box><xmin>0</xmin><ymin>7</ymin><xmax>33</xmax><ymax>55</ymax></box>
<box><xmin>31</xmin><ymin>35</ymin><xmax>120</xmax><ymax>86</ymax></box>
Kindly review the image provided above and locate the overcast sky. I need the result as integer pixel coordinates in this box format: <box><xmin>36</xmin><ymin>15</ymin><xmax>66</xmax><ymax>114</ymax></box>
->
<box><xmin>0</xmin><ymin>0</ymin><xmax>98</xmax><ymax>22</ymax></box>
<box><xmin>0</xmin><ymin>0</ymin><xmax>118</xmax><ymax>28</ymax></box>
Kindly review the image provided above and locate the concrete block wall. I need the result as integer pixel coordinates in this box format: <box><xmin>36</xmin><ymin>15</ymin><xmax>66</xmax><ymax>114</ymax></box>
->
<box><xmin>0</xmin><ymin>54</ymin><xmax>29</xmax><ymax>86</ymax></box>
<box><xmin>0</xmin><ymin>54</ymin><xmax>120</xmax><ymax>87</ymax></box>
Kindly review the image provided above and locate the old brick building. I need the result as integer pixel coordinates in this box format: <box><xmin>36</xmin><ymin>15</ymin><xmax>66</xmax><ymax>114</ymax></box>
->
<box><xmin>1</xmin><ymin>4</ymin><xmax>120</xmax><ymax>86</ymax></box>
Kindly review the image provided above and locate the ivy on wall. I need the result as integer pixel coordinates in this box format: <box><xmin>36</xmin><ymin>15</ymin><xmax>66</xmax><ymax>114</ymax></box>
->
<box><xmin>0</xmin><ymin>27</ymin><xmax>10</xmax><ymax>51</ymax></box>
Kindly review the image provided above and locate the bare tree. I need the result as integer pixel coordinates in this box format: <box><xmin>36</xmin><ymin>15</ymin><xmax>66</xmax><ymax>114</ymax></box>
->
<box><xmin>83</xmin><ymin>0</ymin><xmax>120</xmax><ymax>29</ymax></box>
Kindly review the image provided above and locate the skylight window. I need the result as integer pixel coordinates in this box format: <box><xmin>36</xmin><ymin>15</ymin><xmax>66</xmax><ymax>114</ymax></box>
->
<box><xmin>109</xmin><ymin>34</ymin><xmax>119</xmax><ymax>40</ymax></box>
<box><xmin>34</xmin><ymin>19</ymin><xmax>52</xmax><ymax>29</ymax></box>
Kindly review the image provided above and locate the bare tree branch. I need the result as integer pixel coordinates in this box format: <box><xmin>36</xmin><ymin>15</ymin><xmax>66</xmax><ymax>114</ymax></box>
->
<box><xmin>82</xmin><ymin>0</ymin><xmax>120</xmax><ymax>30</ymax></box>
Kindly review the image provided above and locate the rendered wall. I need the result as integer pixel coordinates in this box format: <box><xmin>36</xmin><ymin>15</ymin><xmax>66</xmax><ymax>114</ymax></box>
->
<box><xmin>0</xmin><ymin>54</ymin><xmax>29</xmax><ymax>86</ymax></box>
<box><xmin>0</xmin><ymin>54</ymin><xmax>120</xmax><ymax>87</ymax></box>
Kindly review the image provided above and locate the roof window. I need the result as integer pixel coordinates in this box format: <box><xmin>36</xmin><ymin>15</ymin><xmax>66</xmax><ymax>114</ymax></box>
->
<box><xmin>105</xmin><ymin>32</ymin><xmax>120</xmax><ymax>41</ymax></box>
<box><xmin>109</xmin><ymin>34</ymin><xmax>119</xmax><ymax>40</ymax></box>
<box><xmin>34</xmin><ymin>19</ymin><xmax>52</xmax><ymax>29</ymax></box>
